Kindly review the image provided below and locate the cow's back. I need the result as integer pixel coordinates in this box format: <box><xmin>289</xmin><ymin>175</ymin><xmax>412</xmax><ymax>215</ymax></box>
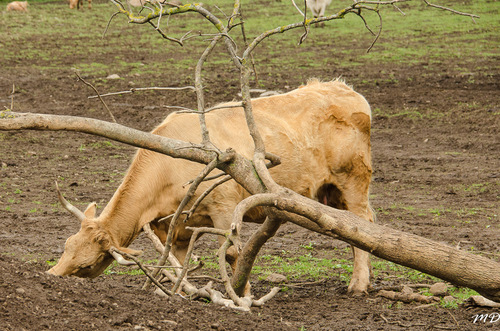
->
<box><xmin>152</xmin><ymin>79</ymin><xmax>371</xmax><ymax>201</ymax></box>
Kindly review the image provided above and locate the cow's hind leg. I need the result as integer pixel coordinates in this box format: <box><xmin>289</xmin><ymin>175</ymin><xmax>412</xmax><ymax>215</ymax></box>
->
<box><xmin>317</xmin><ymin>182</ymin><xmax>374</xmax><ymax>295</ymax></box>
<box><xmin>150</xmin><ymin>219</ymin><xmax>193</xmax><ymax>267</ymax></box>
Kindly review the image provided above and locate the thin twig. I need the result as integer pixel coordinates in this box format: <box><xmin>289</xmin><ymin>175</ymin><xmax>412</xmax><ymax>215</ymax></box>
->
<box><xmin>422</xmin><ymin>0</ymin><xmax>479</xmax><ymax>22</ymax></box>
<box><xmin>447</xmin><ymin>310</ymin><xmax>459</xmax><ymax>327</ymax></box>
<box><xmin>103</xmin><ymin>11</ymin><xmax>121</xmax><ymax>39</ymax></box>
<box><xmin>183</xmin><ymin>171</ymin><xmax>228</xmax><ymax>187</ymax></box>
<box><xmin>150</xmin><ymin>155</ymin><xmax>228</xmax><ymax>288</ymax></box>
<box><xmin>239</xmin><ymin>8</ymin><xmax>258</xmax><ymax>83</ymax></box>
<box><xmin>110</xmin><ymin>247</ymin><xmax>172</xmax><ymax>295</ymax></box>
<box><xmin>187</xmin><ymin>275</ymin><xmax>224</xmax><ymax>283</ymax></box>
<box><xmin>173</xmin><ymin>103</ymin><xmax>244</xmax><ymax>115</ymax></box>
<box><xmin>298</xmin><ymin>0</ymin><xmax>309</xmax><ymax>45</ymax></box>
<box><xmin>156</xmin><ymin>1</ymin><xmax>163</xmax><ymax>30</ymax></box>
<box><xmin>163</xmin><ymin>1</ymin><xmax>182</xmax><ymax>8</ymax></box>
<box><xmin>291</xmin><ymin>0</ymin><xmax>305</xmax><ymax>16</ymax></box>
<box><xmin>355</xmin><ymin>9</ymin><xmax>376</xmax><ymax>36</ymax></box>
<box><xmin>366</xmin><ymin>9</ymin><xmax>383</xmax><ymax>53</ymax></box>
<box><xmin>195</xmin><ymin>37</ymin><xmax>221</xmax><ymax>144</ymax></box>
<box><xmin>432</xmin><ymin>326</ymin><xmax>456</xmax><ymax>330</ymax></box>
<box><xmin>148</xmin><ymin>20</ymin><xmax>184</xmax><ymax>46</ymax></box>
<box><xmin>186</xmin><ymin>175</ymin><xmax>233</xmax><ymax>219</ymax></box>
<box><xmin>172</xmin><ymin>226</ymin><xmax>229</xmax><ymax>294</ymax></box>
<box><xmin>214</xmin><ymin>4</ymin><xmax>229</xmax><ymax>21</ymax></box>
<box><xmin>10</xmin><ymin>84</ymin><xmax>15</xmax><ymax>111</ymax></box>
<box><xmin>88</xmin><ymin>86</ymin><xmax>195</xmax><ymax>99</ymax></box>
<box><xmin>392</xmin><ymin>3</ymin><xmax>406</xmax><ymax>16</ymax></box>
<box><xmin>252</xmin><ymin>287</ymin><xmax>281</xmax><ymax>307</ymax></box>
<box><xmin>74</xmin><ymin>72</ymin><xmax>116</xmax><ymax>123</ymax></box>
<box><xmin>380</xmin><ymin>313</ymin><xmax>426</xmax><ymax>327</ymax></box>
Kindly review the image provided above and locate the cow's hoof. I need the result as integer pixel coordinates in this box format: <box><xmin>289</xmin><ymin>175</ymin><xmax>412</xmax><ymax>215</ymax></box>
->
<box><xmin>347</xmin><ymin>279</ymin><xmax>370</xmax><ymax>296</ymax></box>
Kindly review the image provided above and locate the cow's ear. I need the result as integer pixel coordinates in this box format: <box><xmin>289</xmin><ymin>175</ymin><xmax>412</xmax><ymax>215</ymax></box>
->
<box><xmin>83</xmin><ymin>202</ymin><xmax>97</xmax><ymax>219</ymax></box>
<box><xmin>94</xmin><ymin>230</ymin><xmax>111</xmax><ymax>248</ymax></box>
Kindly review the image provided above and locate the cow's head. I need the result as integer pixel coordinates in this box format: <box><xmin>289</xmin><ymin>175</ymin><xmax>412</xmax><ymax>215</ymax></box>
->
<box><xmin>47</xmin><ymin>182</ymin><xmax>140</xmax><ymax>278</ymax></box>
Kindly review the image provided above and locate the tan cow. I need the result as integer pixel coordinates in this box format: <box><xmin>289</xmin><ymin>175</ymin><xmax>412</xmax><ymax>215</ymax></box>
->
<box><xmin>69</xmin><ymin>0</ymin><xmax>91</xmax><ymax>10</ymax></box>
<box><xmin>48</xmin><ymin>79</ymin><xmax>374</xmax><ymax>295</ymax></box>
<box><xmin>6</xmin><ymin>1</ymin><xmax>28</xmax><ymax>12</ymax></box>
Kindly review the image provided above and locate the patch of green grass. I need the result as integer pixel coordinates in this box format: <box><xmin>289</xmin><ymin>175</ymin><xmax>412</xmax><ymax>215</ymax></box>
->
<box><xmin>46</xmin><ymin>260</ymin><xmax>57</xmax><ymax>267</ymax></box>
<box><xmin>447</xmin><ymin>287</ymin><xmax>479</xmax><ymax>302</ymax></box>
<box><xmin>103</xmin><ymin>259</ymin><xmax>161</xmax><ymax>276</ymax></box>
<box><xmin>373</xmin><ymin>107</ymin><xmax>447</xmax><ymax>121</ymax></box>
<box><xmin>254</xmin><ymin>253</ymin><xmax>352</xmax><ymax>283</ymax></box>
<box><xmin>464</xmin><ymin>183</ymin><xmax>489</xmax><ymax>194</ymax></box>
<box><xmin>444</xmin><ymin>151</ymin><xmax>462</xmax><ymax>156</ymax></box>
<box><xmin>372</xmin><ymin>259</ymin><xmax>441</xmax><ymax>283</ymax></box>
<box><xmin>89</xmin><ymin>141</ymin><xmax>117</xmax><ymax>149</ymax></box>
<box><xmin>416</xmin><ymin>286</ymin><xmax>480</xmax><ymax>309</ymax></box>
<box><xmin>199</xmin><ymin>254</ymin><xmax>219</xmax><ymax>270</ymax></box>
<box><xmin>0</xmin><ymin>1</ymin><xmax>495</xmax><ymax>84</ymax></box>
<box><xmin>300</xmin><ymin>242</ymin><xmax>315</xmax><ymax>250</ymax></box>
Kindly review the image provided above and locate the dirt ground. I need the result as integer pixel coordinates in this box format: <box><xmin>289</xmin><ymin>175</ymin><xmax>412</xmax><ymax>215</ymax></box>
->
<box><xmin>0</xmin><ymin>3</ymin><xmax>499</xmax><ymax>331</ymax></box>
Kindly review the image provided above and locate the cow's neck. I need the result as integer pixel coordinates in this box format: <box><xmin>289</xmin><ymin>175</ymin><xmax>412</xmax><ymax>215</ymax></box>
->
<box><xmin>96</xmin><ymin>153</ymin><xmax>174</xmax><ymax>248</ymax></box>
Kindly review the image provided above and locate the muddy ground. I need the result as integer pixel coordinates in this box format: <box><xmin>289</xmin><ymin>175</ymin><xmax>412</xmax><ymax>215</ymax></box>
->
<box><xmin>0</xmin><ymin>2</ymin><xmax>499</xmax><ymax>330</ymax></box>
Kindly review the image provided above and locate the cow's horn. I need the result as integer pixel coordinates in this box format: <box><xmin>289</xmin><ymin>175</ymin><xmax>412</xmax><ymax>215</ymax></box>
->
<box><xmin>110</xmin><ymin>249</ymin><xmax>136</xmax><ymax>266</ymax></box>
<box><xmin>55</xmin><ymin>181</ymin><xmax>85</xmax><ymax>222</ymax></box>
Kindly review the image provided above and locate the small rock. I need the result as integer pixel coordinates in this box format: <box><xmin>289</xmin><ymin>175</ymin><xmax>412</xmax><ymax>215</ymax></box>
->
<box><xmin>429</xmin><ymin>282</ymin><xmax>448</xmax><ymax>296</ymax></box>
<box><xmin>106</xmin><ymin>74</ymin><xmax>121</xmax><ymax>80</ymax></box>
<box><xmin>15</xmin><ymin>288</ymin><xmax>25</xmax><ymax>294</ymax></box>
<box><xmin>266</xmin><ymin>273</ymin><xmax>287</xmax><ymax>283</ymax></box>
<box><xmin>443</xmin><ymin>295</ymin><xmax>456</xmax><ymax>304</ymax></box>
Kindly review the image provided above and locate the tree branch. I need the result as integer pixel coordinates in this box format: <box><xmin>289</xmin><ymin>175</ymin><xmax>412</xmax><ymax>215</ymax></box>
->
<box><xmin>422</xmin><ymin>0</ymin><xmax>479</xmax><ymax>22</ymax></box>
<box><xmin>74</xmin><ymin>72</ymin><xmax>116</xmax><ymax>123</ymax></box>
<box><xmin>87</xmin><ymin>86</ymin><xmax>196</xmax><ymax>99</ymax></box>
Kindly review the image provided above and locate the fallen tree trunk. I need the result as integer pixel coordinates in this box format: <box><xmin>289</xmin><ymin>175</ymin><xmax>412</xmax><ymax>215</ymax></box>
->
<box><xmin>230</xmin><ymin>192</ymin><xmax>500</xmax><ymax>302</ymax></box>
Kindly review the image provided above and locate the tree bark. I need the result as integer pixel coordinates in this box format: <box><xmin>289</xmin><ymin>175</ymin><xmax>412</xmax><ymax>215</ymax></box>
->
<box><xmin>236</xmin><ymin>192</ymin><xmax>500</xmax><ymax>302</ymax></box>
